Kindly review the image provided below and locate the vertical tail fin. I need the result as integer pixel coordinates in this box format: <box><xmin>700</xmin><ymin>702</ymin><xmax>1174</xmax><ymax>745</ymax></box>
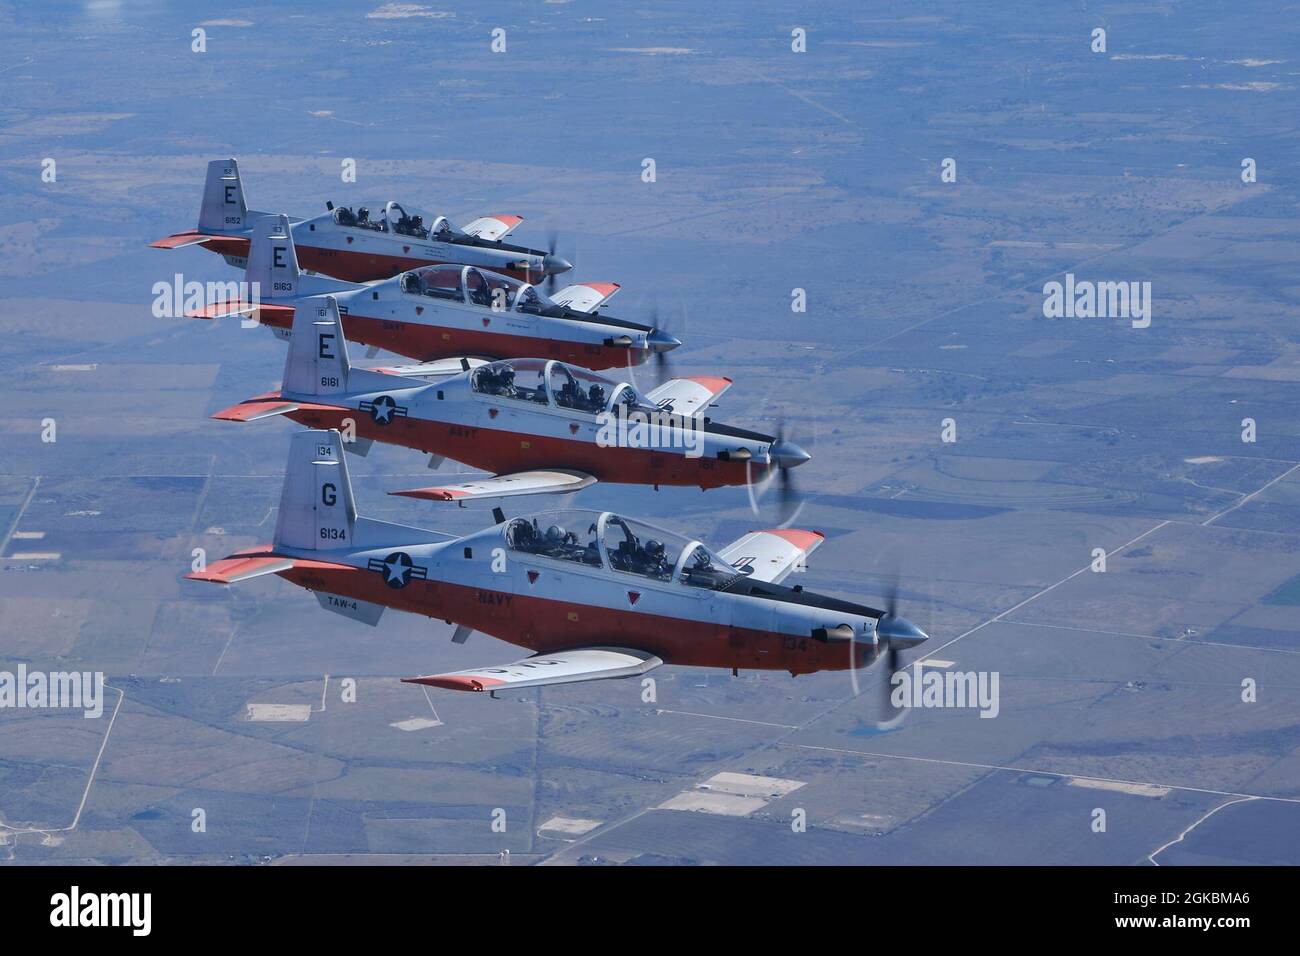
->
<box><xmin>246</xmin><ymin>213</ymin><xmax>301</xmax><ymax>300</ymax></box>
<box><xmin>197</xmin><ymin>158</ymin><xmax>249</xmax><ymax>234</ymax></box>
<box><xmin>283</xmin><ymin>297</ymin><xmax>351</xmax><ymax>396</ymax></box>
<box><xmin>274</xmin><ymin>429</ymin><xmax>357</xmax><ymax>551</ymax></box>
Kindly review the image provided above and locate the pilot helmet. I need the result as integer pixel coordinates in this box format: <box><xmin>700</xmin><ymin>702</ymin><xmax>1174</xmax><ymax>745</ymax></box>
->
<box><xmin>645</xmin><ymin>539</ymin><xmax>665</xmax><ymax>559</ymax></box>
<box><xmin>545</xmin><ymin>525</ymin><xmax>566</xmax><ymax>543</ymax></box>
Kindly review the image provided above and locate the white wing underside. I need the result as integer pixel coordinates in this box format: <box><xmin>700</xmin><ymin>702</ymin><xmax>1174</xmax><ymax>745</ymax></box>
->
<box><xmin>391</xmin><ymin>469</ymin><xmax>597</xmax><ymax>503</ymax></box>
<box><xmin>460</xmin><ymin>215</ymin><xmax>523</xmax><ymax>241</ymax></box>
<box><xmin>645</xmin><ymin>376</ymin><xmax>734</xmax><ymax>416</ymax></box>
<box><xmin>405</xmin><ymin>647</ymin><xmax>662</xmax><ymax>693</ymax></box>
<box><xmin>720</xmin><ymin>529</ymin><xmax>825</xmax><ymax>585</ymax></box>
<box><xmin>549</xmin><ymin>282</ymin><xmax>621</xmax><ymax>313</ymax></box>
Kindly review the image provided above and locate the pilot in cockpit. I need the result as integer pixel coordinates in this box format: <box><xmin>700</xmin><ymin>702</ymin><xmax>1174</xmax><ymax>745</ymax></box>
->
<box><xmin>681</xmin><ymin>546</ymin><xmax>736</xmax><ymax>588</ymax></box>
<box><xmin>479</xmin><ymin>364</ymin><xmax>516</xmax><ymax>397</ymax></box>
<box><xmin>466</xmin><ymin>270</ymin><xmax>493</xmax><ymax>307</ymax></box>
<box><xmin>640</xmin><ymin>539</ymin><xmax>670</xmax><ymax>579</ymax></box>
<box><xmin>543</xmin><ymin>524</ymin><xmax>578</xmax><ymax>554</ymax></box>
<box><xmin>587</xmin><ymin>384</ymin><xmax>606</xmax><ymax>411</ymax></box>
<box><xmin>518</xmin><ymin>286</ymin><xmax>543</xmax><ymax>314</ymax></box>
<box><xmin>556</xmin><ymin>378</ymin><xmax>580</xmax><ymax>409</ymax></box>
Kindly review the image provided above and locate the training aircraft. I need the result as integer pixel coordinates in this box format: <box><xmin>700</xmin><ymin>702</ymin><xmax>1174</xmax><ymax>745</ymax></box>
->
<box><xmin>190</xmin><ymin>215</ymin><xmax>678</xmax><ymax>371</ymax></box>
<box><xmin>210</xmin><ymin>297</ymin><xmax>811</xmax><ymax>502</ymax></box>
<box><xmin>188</xmin><ymin>429</ymin><xmax>928</xmax><ymax>696</ymax></box>
<box><xmin>151</xmin><ymin>158</ymin><xmax>572</xmax><ymax>284</ymax></box>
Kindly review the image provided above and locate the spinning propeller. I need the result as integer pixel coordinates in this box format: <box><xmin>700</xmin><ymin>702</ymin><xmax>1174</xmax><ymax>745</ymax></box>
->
<box><xmin>745</xmin><ymin>418</ymin><xmax>814</xmax><ymax>527</ymax></box>
<box><xmin>542</xmin><ymin>230</ymin><xmax>574</xmax><ymax>293</ymax></box>
<box><xmin>833</xmin><ymin>562</ymin><xmax>932</xmax><ymax>727</ymax></box>
<box><xmin>624</xmin><ymin>293</ymin><xmax>686</xmax><ymax>388</ymax></box>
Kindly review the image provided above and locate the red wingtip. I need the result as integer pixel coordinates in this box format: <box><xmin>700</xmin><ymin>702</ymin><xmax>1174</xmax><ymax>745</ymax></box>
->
<box><xmin>764</xmin><ymin>529</ymin><xmax>825</xmax><ymax>551</ymax></box>
<box><xmin>390</xmin><ymin>487</ymin><xmax>467</xmax><ymax>501</ymax></box>
<box><xmin>401</xmin><ymin>675</ymin><xmax>506</xmax><ymax>692</ymax></box>
<box><xmin>685</xmin><ymin>375</ymin><xmax>733</xmax><ymax>393</ymax></box>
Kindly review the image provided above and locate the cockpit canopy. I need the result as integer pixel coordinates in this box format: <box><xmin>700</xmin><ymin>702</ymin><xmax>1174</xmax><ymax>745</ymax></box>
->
<box><xmin>470</xmin><ymin>358</ymin><xmax>659</xmax><ymax>413</ymax></box>
<box><xmin>331</xmin><ymin>201</ymin><xmax>453</xmax><ymax>240</ymax></box>
<box><xmin>503</xmin><ymin>510</ymin><xmax>740</xmax><ymax>588</ymax></box>
<box><xmin>398</xmin><ymin>264</ymin><xmax>553</xmax><ymax>313</ymax></box>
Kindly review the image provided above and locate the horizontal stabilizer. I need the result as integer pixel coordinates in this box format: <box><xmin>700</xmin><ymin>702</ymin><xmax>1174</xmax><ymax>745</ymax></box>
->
<box><xmin>211</xmin><ymin>398</ymin><xmax>345</xmax><ymax>422</ymax></box>
<box><xmin>184</xmin><ymin>301</ymin><xmax>296</xmax><ymax>328</ymax></box>
<box><xmin>150</xmin><ymin>231</ymin><xmax>220</xmax><ymax>250</ymax></box>
<box><xmin>646</xmin><ymin>376</ymin><xmax>733</xmax><ymax>415</ymax></box>
<box><xmin>550</xmin><ymin>282</ymin><xmax>620</xmax><ymax>314</ymax></box>
<box><xmin>404</xmin><ymin>647</ymin><xmax>662</xmax><ymax>693</ymax></box>
<box><xmin>391</xmin><ymin>469</ymin><xmax>596</xmax><ymax>503</ymax></box>
<box><xmin>186</xmin><ymin>549</ymin><xmax>355</xmax><ymax>585</ymax></box>
<box><xmin>719</xmin><ymin>528</ymin><xmax>825</xmax><ymax>585</ymax></box>
<box><xmin>212</xmin><ymin>400</ymin><xmax>297</xmax><ymax>422</ymax></box>
<box><xmin>187</xmin><ymin>554</ymin><xmax>294</xmax><ymax>584</ymax></box>
<box><xmin>460</xmin><ymin>214</ymin><xmax>524</xmax><ymax>242</ymax></box>
<box><xmin>187</xmin><ymin>299</ymin><xmax>255</xmax><ymax>319</ymax></box>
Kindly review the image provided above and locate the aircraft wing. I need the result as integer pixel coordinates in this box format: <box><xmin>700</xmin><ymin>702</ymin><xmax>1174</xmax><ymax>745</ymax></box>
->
<box><xmin>549</xmin><ymin>282</ymin><xmax>621</xmax><ymax>313</ymax></box>
<box><xmin>370</xmin><ymin>357</ymin><xmax>490</xmax><ymax>380</ymax></box>
<box><xmin>460</xmin><ymin>215</ymin><xmax>524</xmax><ymax>241</ymax></box>
<box><xmin>391</xmin><ymin>469</ymin><xmax>597</xmax><ymax>502</ymax></box>
<box><xmin>719</xmin><ymin>529</ymin><xmax>825</xmax><ymax>585</ymax></box>
<box><xmin>646</xmin><ymin>376</ymin><xmax>733</xmax><ymax>415</ymax></box>
<box><xmin>403</xmin><ymin>647</ymin><xmax>662</xmax><ymax>693</ymax></box>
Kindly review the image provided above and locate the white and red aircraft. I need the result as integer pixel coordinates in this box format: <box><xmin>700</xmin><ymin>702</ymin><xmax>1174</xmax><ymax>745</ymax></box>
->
<box><xmin>210</xmin><ymin>297</ymin><xmax>810</xmax><ymax>501</ymax></box>
<box><xmin>192</xmin><ymin>215</ymin><xmax>678</xmax><ymax>371</ymax></box>
<box><xmin>152</xmin><ymin>158</ymin><xmax>572</xmax><ymax>284</ymax></box>
<box><xmin>189</xmin><ymin>429</ymin><xmax>929</xmax><ymax>694</ymax></box>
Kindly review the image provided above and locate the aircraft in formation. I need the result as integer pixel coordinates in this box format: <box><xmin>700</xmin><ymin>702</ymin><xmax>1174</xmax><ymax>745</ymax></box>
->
<box><xmin>190</xmin><ymin>215</ymin><xmax>678</xmax><ymax>370</ymax></box>
<box><xmin>160</xmin><ymin>158</ymin><xmax>927</xmax><ymax>698</ymax></box>
<box><xmin>189</xmin><ymin>430</ymin><xmax>928</xmax><ymax>697</ymax></box>
<box><xmin>210</xmin><ymin>296</ymin><xmax>810</xmax><ymax>502</ymax></box>
<box><xmin>152</xmin><ymin>158</ymin><xmax>573</xmax><ymax>283</ymax></box>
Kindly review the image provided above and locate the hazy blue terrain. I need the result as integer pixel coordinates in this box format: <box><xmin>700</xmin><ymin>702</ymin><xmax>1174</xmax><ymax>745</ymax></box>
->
<box><xmin>1</xmin><ymin>0</ymin><xmax>1298</xmax><ymax>865</ymax></box>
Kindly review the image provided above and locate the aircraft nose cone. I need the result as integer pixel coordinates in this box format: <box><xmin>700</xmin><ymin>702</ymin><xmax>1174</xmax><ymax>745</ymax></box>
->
<box><xmin>543</xmin><ymin>254</ymin><xmax>573</xmax><ymax>275</ymax></box>
<box><xmin>770</xmin><ymin>440</ymin><xmax>812</xmax><ymax>469</ymax></box>
<box><xmin>648</xmin><ymin>328</ymin><xmax>682</xmax><ymax>353</ymax></box>
<box><xmin>877</xmin><ymin>614</ymin><xmax>929</xmax><ymax>648</ymax></box>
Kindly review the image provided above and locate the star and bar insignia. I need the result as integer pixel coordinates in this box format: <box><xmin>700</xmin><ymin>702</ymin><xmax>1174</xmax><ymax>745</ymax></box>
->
<box><xmin>367</xmin><ymin>551</ymin><xmax>428</xmax><ymax>589</ymax></box>
<box><xmin>359</xmin><ymin>394</ymin><xmax>408</xmax><ymax>425</ymax></box>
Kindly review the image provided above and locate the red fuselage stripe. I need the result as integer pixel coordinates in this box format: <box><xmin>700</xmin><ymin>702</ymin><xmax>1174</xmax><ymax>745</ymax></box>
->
<box><xmin>281</xmin><ymin>564</ymin><xmax>869</xmax><ymax>675</ymax></box>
